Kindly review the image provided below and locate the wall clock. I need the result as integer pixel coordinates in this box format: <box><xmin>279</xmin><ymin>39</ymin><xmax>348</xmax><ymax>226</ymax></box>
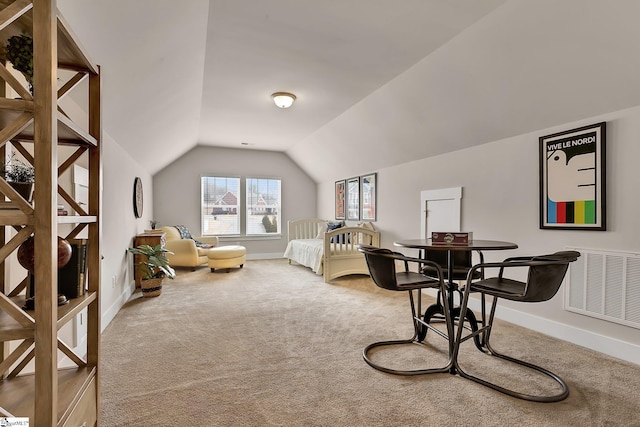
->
<box><xmin>133</xmin><ymin>177</ymin><xmax>143</xmax><ymax>218</ymax></box>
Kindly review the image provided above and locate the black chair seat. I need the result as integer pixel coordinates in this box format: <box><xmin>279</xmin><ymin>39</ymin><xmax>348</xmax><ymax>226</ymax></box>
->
<box><xmin>396</xmin><ymin>271</ymin><xmax>441</xmax><ymax>289</ymax></box>
<box><xmin>469</xmin><ymin>277</ymin><xmax>526</xmax><ymax>299</ymax></box>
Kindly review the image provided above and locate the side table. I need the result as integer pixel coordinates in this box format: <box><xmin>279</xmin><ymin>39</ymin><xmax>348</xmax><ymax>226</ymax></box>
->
<box><xmin>133</xmin><ymin>231</ymin><xmax>166</xmax><ymax>288</ymax></box>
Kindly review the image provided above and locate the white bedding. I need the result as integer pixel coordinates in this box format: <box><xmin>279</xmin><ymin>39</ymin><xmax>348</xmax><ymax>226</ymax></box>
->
<box><xmin>283</xmin><ymin>238</ymin><xmax>324</xmax><ymax>274</ymax></box>
<box><xmin>284</xmin><ymin>219</ymin><xmax>381</xmax><ymax>282</ymax></box>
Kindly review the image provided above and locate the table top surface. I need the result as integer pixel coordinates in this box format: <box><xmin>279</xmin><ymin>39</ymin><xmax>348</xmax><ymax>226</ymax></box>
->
<box><xmin>394</xmin><ymin>238</ymin><xmax>518</xmax><ymax>251</ymax></box>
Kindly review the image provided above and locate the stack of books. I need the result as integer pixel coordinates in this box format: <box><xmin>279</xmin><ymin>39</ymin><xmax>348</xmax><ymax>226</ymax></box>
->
<box><xmin>57</xmin><ymin>204</ymin><xmax>68</xmax><ymax>216</ymax></box>
<box><xmin>58</xmin><ymin>239</ymin><xmax>88</xmax><ymax>299</ymax></box>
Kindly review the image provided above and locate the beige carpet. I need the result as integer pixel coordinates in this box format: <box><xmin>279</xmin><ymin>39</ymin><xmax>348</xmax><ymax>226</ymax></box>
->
<box><xmin>100</xmin><ymin>259</ymin><xmax>640</xmax><ymax>426</ymax></box>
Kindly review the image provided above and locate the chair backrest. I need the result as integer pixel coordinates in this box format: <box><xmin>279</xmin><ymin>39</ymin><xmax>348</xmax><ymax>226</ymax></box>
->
<box><xmin>422</xmin><ymin>248</ymin><xmax>480</xmax><ymax>280</ymax></box>
<box><xmin>524</xmin><ymin>251</ymin><xmax>580</xmax><ymax>302</ymax></box>
<box><xmin>424</xmin><ymin>249</ymin><xmax>471</xmax><ymax>268</ymax></box>
<box><xmin>359</xmin><ymin>246</ymin><xmax>400</xmax><ymax>291</ymax></box>
<box><xmin>160</xmin><ymin>226</ymin><xmax>182</xmax><ymax>242</ymax></box>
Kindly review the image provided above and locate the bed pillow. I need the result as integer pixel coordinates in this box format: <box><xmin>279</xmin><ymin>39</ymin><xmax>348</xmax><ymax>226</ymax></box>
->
<box><xmin>327</xmin><ymin>222</ymin><xmax>349</xmax><ymax>243</ymax></box>
<box><xmin>315</xmin><ymin>221</ymin><xmax>328</xmax><ymax>239</ymax></box>
<box><xmin>357</xmin><ymin>222</ymin><xmax>376</xmax><ymax>245</ymax></box>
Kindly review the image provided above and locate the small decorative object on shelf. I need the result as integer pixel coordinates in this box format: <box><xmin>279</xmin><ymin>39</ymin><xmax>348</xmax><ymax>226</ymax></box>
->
<box><xmin>17</xmin><ymin>235</ymin><xmax>72</xmax><ymax>271</ymax></box>
<box><xmin>17</xmin><ymin>236</ymin><xmax>74</xmax><ymax>309</ymax></box>
<box><xmin>127</xmin><ymin>244</ymin><xmax>175</xmax><ymax>297</ymax></box>
<box><xmin>5</xmin><ymin>33</ymin><xmax>34</xmax><ymax>94</ymax></box>
<box><xmin>0</xmin><ymin>151</ymin><xmax>35</xmax><ymax>201</ymax></box>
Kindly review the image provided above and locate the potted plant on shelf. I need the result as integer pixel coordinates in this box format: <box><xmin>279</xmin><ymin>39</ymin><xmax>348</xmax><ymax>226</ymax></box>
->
<box><xmin>0</xmin><ymin>152</ymin><xmax>35</xmax><ymax>202</ymax></box>
<box><xmin>5</xmin><ymin>33</ymin><xmax>34</xmax><ymax>94</ymax></box>
<box><xmin>127</xmin><ymin>244</ymin><xmax>175</xmax><ymax>297</ymax></box>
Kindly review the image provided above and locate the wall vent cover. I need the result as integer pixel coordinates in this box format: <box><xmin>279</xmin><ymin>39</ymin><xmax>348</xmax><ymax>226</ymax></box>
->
<box><xmin>565</xmin><ymin>247</ymin><xmax>640</xmax><ymax>329</ymax></box>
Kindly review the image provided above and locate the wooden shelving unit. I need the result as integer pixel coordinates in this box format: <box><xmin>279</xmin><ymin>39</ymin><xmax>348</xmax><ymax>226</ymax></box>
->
<box><xmin>0</xmin><ymin>0</ymin><xmax>101</xmax><ymax>425</ymax></box>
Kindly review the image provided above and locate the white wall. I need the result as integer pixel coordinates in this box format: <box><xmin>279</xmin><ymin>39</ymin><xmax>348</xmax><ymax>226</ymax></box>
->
<box><xmin>100</xmin><ymin>133</ymin><xmax>154</xmax><ymax>327</ymax></box>
<box><xmin>58</xmin><ymin>83</ymin><xmax>154</xmax><ymax>329</ymax></box>
<box><xmin>318</xmin><ymin>105</ymin><xmax>640</xmax><ymax>364</ymax></box>
<box><xmin>152</xmin><ymin>146</ymin><xmax>316</xmax><ymax>258</ymax></box>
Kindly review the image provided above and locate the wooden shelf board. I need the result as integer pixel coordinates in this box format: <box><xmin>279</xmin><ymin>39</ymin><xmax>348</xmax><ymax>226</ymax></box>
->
<box><xmin>0</xmin><ymin>295</ymin><xmax>33</xmax><ymax>340</ymax></box>
<box><xmin>0</xmin><ymin>1</ymin><xmax>98</xmax><ymax>73</ymax></box>
<box><xmin>0</xmin><ymin>208</ymin><xmax>31</xmax><ymax>225</ymax></box>
<box><xmin>0</xmin><ymin>292</ymin><xmax>96</xmax><ymax>341</ymax></box>
<box><xmin>57</xmin><ymin>215</ymin><xmax>96</xmax><ymax>224</ymax></box>
<box><xmin>56</xmin><ymin>291</ymin><xmax>95</xmax><ymax>329</ymax></box>
<box><xmin>0</xmin><ymin>108</ymin><xmax>96</xmax><ymax>146</ymax></box>
<box><xmin>0</xmin><ymin>366</ymin><xmax>96</xmax><ymax>421</ymax></box>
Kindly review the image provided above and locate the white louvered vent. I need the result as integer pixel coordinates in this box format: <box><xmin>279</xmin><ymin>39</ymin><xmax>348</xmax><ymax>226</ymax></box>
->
<box><xmin>565</xmin><ymin>247</ymin><xmax>640</xmax><ymax>329</ymax></box>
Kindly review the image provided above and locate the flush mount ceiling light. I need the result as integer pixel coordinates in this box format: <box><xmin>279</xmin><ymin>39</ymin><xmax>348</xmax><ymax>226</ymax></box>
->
<box><xmin>271</xmin><ymin>92</ymin><xmax>296</xmax><ymax>109</ymax></box>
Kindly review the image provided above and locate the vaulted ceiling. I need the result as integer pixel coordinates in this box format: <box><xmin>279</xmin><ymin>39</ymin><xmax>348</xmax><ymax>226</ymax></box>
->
<box><xmin>57</xmin><ymin>1</ymin><xmax>640</xmax><ymax>183</ymax></box>
<box><xmin>57</xmin><ymin>0</ymin><xmax>506</xmax><ymax>176</ymax></box>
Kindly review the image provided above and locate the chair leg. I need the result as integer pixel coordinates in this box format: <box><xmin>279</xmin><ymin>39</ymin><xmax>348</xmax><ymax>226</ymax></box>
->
<box><xmin>363</xmin><ymin>288</ymin><xmax>454</xmax><ymax>376</ymax></box>
<box><xmin>453</xmin><ymin>291</ymin><xmax>569</xmax><ymax>402</ymax></box>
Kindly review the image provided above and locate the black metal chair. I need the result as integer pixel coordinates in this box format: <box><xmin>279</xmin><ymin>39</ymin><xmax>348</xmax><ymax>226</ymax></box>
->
<box><xmin>358</xmin><ymin>245</ymin><xmax>454</xmax><ymax>375</ymax></box>
<box><xmin>452</xmin><ymin>250</ymin><xmax>581</xmax><ymax>402</ymax></box>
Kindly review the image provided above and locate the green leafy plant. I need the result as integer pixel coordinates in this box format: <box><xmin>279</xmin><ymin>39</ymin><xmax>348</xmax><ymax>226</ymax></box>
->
<box><xmin>0</xmin><ymin>152</ymin><xmax>34</xmax><ymax>183</ymax></box>
<box><xmin>261</xmin><ymin>215</ymin><xmax>277</xmax><ymax>233</ymax></box>
<box><xmin>5</xmin><ymin>34</ymin><xmax>33</xmax><ymax>93</ymax></box>
<box><xmin>127</xmin><ymin>244</ymin><xmax>176</xmax><ymax>280</ymax></box>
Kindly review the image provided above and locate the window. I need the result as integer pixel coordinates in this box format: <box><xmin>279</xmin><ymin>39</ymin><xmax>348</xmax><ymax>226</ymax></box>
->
<box><xmin>201</xmin><ymin>176</ymin><xmax>240</xmax><ymax>235</ymax></box>
<box><xmin>201</xmin><ymin>176</ymin><xmax>281</xmax><ymax>236</ymax></box>
<box><xmin>246</xmin><ymin>177</ymin><xmax>281</xmax><ymax>235</ymax></box>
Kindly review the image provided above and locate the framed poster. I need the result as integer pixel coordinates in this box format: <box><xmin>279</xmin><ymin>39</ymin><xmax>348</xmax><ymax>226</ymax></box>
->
<box><xmin>539</xmin><ymin>122</ymin><xmax>606</xmax><ymax>230</ymax></box>
<box><xmin>360</xmin><ymin>172</ymin><xmax>376</xmax><ymax>221</ymax></box>
<box><xmin>335</xmin><ymin>180</ymin><xmax>345</xmax><ymax>220</ymax></box>
<box><xmin>347</xmin><ymin>177</ymin><xmax>360</xmax><ymax>221</ymax></box>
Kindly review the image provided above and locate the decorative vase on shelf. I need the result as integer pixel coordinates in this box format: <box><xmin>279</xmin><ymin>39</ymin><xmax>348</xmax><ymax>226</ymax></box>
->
<box><xmin>17</xmin><ymin>236</ymin><xmax>73</xmax><ymax>309</ymax></box>
<box><xmin>9</xmin><ymin>181</ymin><xmax>33</xmax><ymax>202</ymax></box>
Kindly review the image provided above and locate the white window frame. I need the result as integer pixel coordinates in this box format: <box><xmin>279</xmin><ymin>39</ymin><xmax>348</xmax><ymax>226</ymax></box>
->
<box><xmin>245</xmin><ymin>177</ymin><xmax>281</xmax><ymax>236</ymax></box>
<box><xmin>201</xmin><ymin>176</ymin><xmax>241</xmax><ymax>236</ymax></box>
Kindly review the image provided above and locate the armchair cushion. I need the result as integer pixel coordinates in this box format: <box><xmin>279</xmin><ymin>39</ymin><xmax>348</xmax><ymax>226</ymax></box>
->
<box><xmin>174</xmin><ymin>224</ymin><xmax>215</xmax><ymax>248</ymax></box>
<box><xmin>159</xmin><ymin>226</ymin><xmax>219</xmax><ymax>268</ymax></box>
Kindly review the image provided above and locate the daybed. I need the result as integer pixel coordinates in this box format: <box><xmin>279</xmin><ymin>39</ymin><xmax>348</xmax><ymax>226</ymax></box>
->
<box><xmin>283</xmin><ymin>218</ymin><xmax>380</xmax><ymax>283</ymax></box>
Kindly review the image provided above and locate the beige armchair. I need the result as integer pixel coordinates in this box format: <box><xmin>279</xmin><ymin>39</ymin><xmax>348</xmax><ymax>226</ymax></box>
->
<box><xmin>160</xmin><ymin>226</ymin><xmax>219</xmax><ymax>270</ymax></box>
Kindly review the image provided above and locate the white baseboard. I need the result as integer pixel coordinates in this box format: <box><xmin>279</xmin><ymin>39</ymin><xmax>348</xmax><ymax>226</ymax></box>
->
<box><xmin>247</xmin><ymin>252</ymin><xmax>283</xmax><ymax>260</ymax></box>
<box><xmin>466</xmin><ymin>298</ymin><xmax>640</xmax><ymax>366</ymax></box>
<box><xmin>421</xmin><ymin>289</ymin><xmax>640</xmax><ymax>366</ymax></box>
<box><xmin>101</xmin><ymin>283</ymin><xmax>134</xmax><ymax>332</ymax></box>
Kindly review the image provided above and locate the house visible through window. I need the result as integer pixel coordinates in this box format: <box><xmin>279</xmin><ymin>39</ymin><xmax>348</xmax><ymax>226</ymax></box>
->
<box><xmin>201</xmin><ymin>176</ymin><xmax>281</xmax><ymax>236</ymax></box>
<box><xmin>201</xmin><ymin>176</ymin><xmax>240</xmax><ymax>235</ymax></box>
<box><xmin>246</xmin><ymin>177</ymin><xmax>281</xmax><ymax>235</ymax></box>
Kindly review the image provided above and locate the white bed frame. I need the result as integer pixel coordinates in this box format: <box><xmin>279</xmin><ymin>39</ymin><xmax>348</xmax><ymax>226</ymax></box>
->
<box><xmin>286</xmin><ymin>218</ymin><xmax>380</xmax><ymax>283</ymax></box>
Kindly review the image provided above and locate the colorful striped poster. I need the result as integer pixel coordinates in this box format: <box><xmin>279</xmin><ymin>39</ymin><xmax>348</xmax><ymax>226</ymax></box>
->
<box><xmin>540</xmin><ymin>122</ymin><xmax>605</xmax><ymax>230</ymax></box>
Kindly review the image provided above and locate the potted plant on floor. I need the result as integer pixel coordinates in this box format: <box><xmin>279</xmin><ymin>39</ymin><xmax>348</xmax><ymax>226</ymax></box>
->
<box><xmin>0</xmin><ymin>152</ymin><xmax>35</xmax><ymax>202</ymax></box>
<box><xmin>128</xmin><ymin>244</ymin><xmax>175</xmax><ymax>297</ymax></box>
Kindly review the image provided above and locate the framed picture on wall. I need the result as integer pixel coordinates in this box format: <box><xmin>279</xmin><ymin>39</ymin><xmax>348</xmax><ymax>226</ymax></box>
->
<box><xmin>539</xmin><ymin>122</ymin><xmax>606</xmax><ymax>230</ymax></box>
<box><xmin>360</xmin><ymin>172</ymin><xmax>376</xmax><ymax>221</ymax></box>
<box><xmin>335</xmin><ymin>180</ymin><xmax>346</xmax><ymax>220</ymax></box>
<box><xmin>347</xmin><ymin>177</ymin><xmax>360</xmax><ymax>221</ymax></box>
